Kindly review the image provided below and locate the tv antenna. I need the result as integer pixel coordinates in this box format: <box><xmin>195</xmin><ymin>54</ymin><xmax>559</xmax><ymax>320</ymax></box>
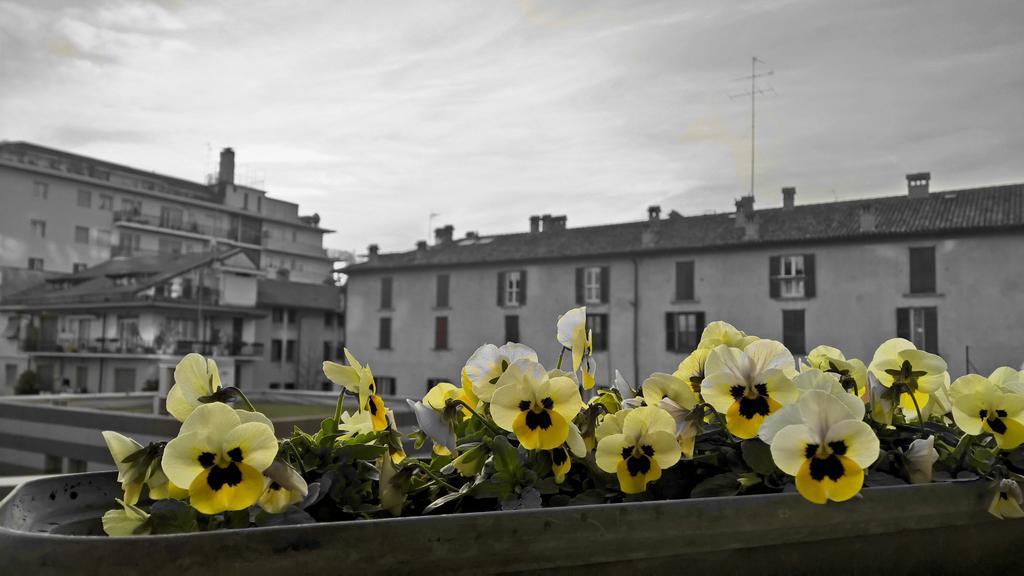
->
<box><xmin>730</xmin><ymin>56</ymin><xmax>775</xmax><ymax>199</ymax></box>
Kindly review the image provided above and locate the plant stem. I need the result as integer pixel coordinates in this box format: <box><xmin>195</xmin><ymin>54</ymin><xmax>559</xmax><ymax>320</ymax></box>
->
<box><xmin>282</xmin><ymin>440</ymin><xmax>306</xmax><ymax>475</ymax></box>
<box><xmin>231</xmin><ymin>387</ymin><xmax>257</xmax><ymax>412</ymax></box>
<box><xmin>332</xmin><ymin>391</ymin><xmax>346</xmax><ymax>434</ymax></box>
<box><xmin>409</xmin><ymin>460</ymin><xmax>459</xmax><ymax>492</ymax></box>
<box><xmin>556</xmin><ymin>347</ymin><xmax>566</xmax><ymax>371</ymax></box>
<box><xmin>952</xmin><ymin>433</ymin><xmax>976</xmax><ymax>474</ymax></box>
<box><xmin>450</xmin><ymin>399</ymin><xmax>503</xmax><ymax>436</ymax></box>
<box><xmin>903</xmin><ymin>383</ymin><xmax>926</xmax><ymax>437</ymax></box>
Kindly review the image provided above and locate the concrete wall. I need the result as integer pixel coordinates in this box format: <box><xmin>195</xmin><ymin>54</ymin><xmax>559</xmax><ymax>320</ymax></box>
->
<box><xmin>346</xmin><ymin>231</ymin><xmax>1024</xmax><ymax>397</ymax></box>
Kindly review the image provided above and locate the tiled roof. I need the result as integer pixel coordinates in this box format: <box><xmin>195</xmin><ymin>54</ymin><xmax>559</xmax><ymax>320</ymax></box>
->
<box><xmin>257</xmin><ymin>279</ymin><xmax>342</xmax><ymax>311</ymax></box>
<box><xmin>345</xmin><ymin>183</ymin><xmax>1024</xmax><ymax>273</ymax></box>
<box><xmin>2</xmin><ymin>248</ymin><xmax>244</xmax><ymax>306</ymax></box>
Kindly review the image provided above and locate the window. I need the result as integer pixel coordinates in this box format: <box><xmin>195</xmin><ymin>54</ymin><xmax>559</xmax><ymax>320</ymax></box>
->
<box><xmin>121</xmin><ymin>198</ymin><xmax>141</xmax><ymax>214</ymax></box>
<box><xmin>77</xmin><ymin>189</ymin><xmax>91</xmax><ymax>208</ymax></box>
<box><xmin>27</xmin><ymin>258</ymin><xmax>44</xmax><ymax>271</ymax></box>
<box><xmin>95</xmin><ymin>229</ymin><xmax>112</xmax><ymax>247</ymax></box>
<box><xmin>575</xmin><ymin>266</ymin><xmax>608</xmax><ymax>304</ymax></box>
<box><xmin>498</xmin><ymin>270</ymin><xmax>527</xmax><ymax>306</ymax></box>
<box><xmin>426</xmin><ymin>378</ymin><xmax>448</xmax><ymax>393</ymax></box>
<box><xmin>505</xmin><ymin>315</ymin><xmax>519</xmax><ymax>343</ymax></box>
<box><xmin>379</xmin><ymin>317</ymin><xmax>392</xmax><ymax>349</ymax></box>
<box><xmin>31</xmin><ymin>219</ymin><xmax>46</xmax><ymax>238</ymax></box>
<box><xmin>587</xmin><ymin>314</ymin><xmax>608</xmax><ymax>351</ymax></box>
<box><xmin>74</xmin><ymin>226</ymin><xmax>90</xmax><ymax>244</ymax></box>
<box><xmin>665</xmin><ymin>312</ymin><xmax>705</xmax><ymax>353</ymax></box>
<box><xmin>160</xmin><ymin>206</ymin><xmax>184</xmax><ymax>229</ymax></box>
<box><xmin>909</xmin><ymin>246</ymin><xmax>936</xmax><ymax>294</ymax></box>
<box><xmin>270</xmin><ymin>339</ymin><xmax>282</xmax><ymax>361</ymax></box>
<box><xmin>782</xmin><ymin>309</ymin><xmax>806</xmax><ymax>355</ymax></box>
<box><xmin>285</xmin><ymin>339</ymin><xmax>296</xmax><ymax>362</ymax></box>
<box><xmin>324</xmin><ymin>312</ymin><xmax>334</xmax><ymax>328</ymax></box>
<box><xmin>99</xmin><ymin>194</ymin><xmax>113</xmax><ymax>210</ymax></box>
<box><xmin>33</xmin><ymin>181</ymin><xmax>48</xmax><ymax>199</ymax></box>
<box><xmin>284</xmin><ymin>382</ymin><xmax>296</xmax><ymax>390</ymax></box>
<box><xmin>269</xmin><ymin>382</ymin><xmax>281</xmax><ymax>390</ymax></box>
<box><xmin>72</xmin><ymin>263</ymin><xmax>88</xmax><ymax>273</ymax></box>
<box><xmin>272</xmin><ymin>308</ymin><xmax>284</xmax><ymax>323</ymax></box>
<box><xmin>769</xmin><ymin>254</ymin><xmax>816</xmax><ymax>299</ymax></box>
<box><xmin>434</xmin><ymin>316</ymin><xmax>449</xmax><ymax>350</ymax></box>
<box><xmin>675</xmin><ymin>261</ymin><xmax>695</xmax><ymax>301</ymax></box>
<box><xmin>436</xmin><ymin>274</ymin><xmax>450</xmax><ymax>308</ymax></box>
<box><xmin>323</xmin><ymin>341</ymin><xmax>332</xmax><ymax>361</ymax></box>
<box><xmin>118</xmin><ymin>232</ymin><xmax>141</xmax><ymax>255</ymax></box>
<box><xmin>380</xmin><ymin>277</ymin><xmax>393</xmax><ymax>309</ymax></box>
<box><xmin>287</xmin><ymin>309</ymin><xmax>296</xmax><ymax>324</ymax></box>
<box><xmin>897</xmin><ymin>307</ymin><xmax>938</xmax><ymax>354</ymax></box>
<box><xmin>158</xmin><ymin>238</ymin><xmax>183</xmax><ymax>255</ymax></box>
<box><xmin>377</xmin><ymin>377</ymin><xmax>396</xmax><ymax>396</ymax></box>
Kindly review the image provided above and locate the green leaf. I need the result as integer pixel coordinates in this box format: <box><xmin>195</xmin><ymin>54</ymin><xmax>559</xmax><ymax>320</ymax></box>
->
<box><xmin>147</xmin><ymin>499</ymin><xmax>198</xmax><ymax>534</ymax></box>
<box><xmin>423</xmin><ymin>484</ymin><xmax>470</xmax><ymax>514</ymax></box>
<box><xmin>490</xmin><ymin>435</ymin><xmax>520</xmax><ymax>475</ymax></box>
<box><xmin>336</xmin><ymin>443</ymin><xmax>388</xmax><ymax>461</ymax></box>
<box><xmin>741</xmin><ymin>439</ymin><xmax>778</xmax><ymax>475</ymax></box>
<box><xmin>500</xmin><ymin>487</ymin><xmax>542</xmax><ymax>510</ymax></box>
<box><xmin>690</xmin><ymin>473</ymin><xmax>740</xmax><ymax>498</ymax></box>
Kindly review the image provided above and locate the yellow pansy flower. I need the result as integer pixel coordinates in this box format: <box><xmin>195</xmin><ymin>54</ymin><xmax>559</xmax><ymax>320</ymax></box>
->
<box><xmin>258</xmin><ymin>460</ymin><xmax>309</xmax><ymax>514</ymax></box>
<box><xmin>323</xmin><ymin>348</ymin><xmax>387</xmax><ymax>431</ymax></box>
<box><xmin>337</xmin><ymin>410</ymin><xmax>376</xmax><ymax>438</ymax></box>
<box><xmin>701</xmin><ymin>340</ymin><xmax>799</xmax><ymax>439</ymax></box>
<box><xmin>989</xmin><ymin>367</ymin><xmax>1024</xmax><ymax>395</ymax></box>
<box><xmin>949</xmin><ymin>374</ymin><xmax>1024</xmax><ymax>450</ymax></box>
<box><xmin>463</xmin><ymin>342</ymin><xmax>539</xmax><ymax>402</ymax></box>
<box><xmin>102</xmin><ymin>499</ymin><xmax>150</xmax><ymax>537</ymax></box>
<box><xmin>989</xmin><ymin>479</ymin><xmax>1024</xmax><ymax>519</ymax></box>
<box><xmin>556</xmin><ymin>306</ymin><xmax>589</xmax><ymax>372</ymax></box>
<box><xmin>166</xmin><ymin>353</ymin><xmax>222</xmax><ymax>422</ymax></box>
<box><xmin>163</xmin><ymin>402</ymin><xmax>279</xmax><ymax>515</ymax></box>
<box><xmin>102</xmin><ymin>431</ymin><xmax>188</xmax><ymax>504</ymax></box>
<box><xmin>766</xmin><ymin>390</ymin><xmax>880</xmax><ymax>504</ymax></box>
<box><xmin>581</xmin><ymin>354</ymin><xmax>597</xmax><ymax>390</ymax></box>
<box><xmin>674</xmin><ymin>348</ymin><xmax>711</xmax><ymax>398</ymax></box>
<box><xmin>460</xmin><ymin>367</ymin><xmax>481</xmax><ymax>409</ymax></box>
<box><xmin>490</xmin><ymin>359</ymin><xmax>583</xmax><ymax>450</ymax></box>
<box><xmin>802</xmin><ymin>345</ymin><xmax>869</xmax><ymax>400</ymax></box>
<box><xmin>696</xmin><ymin>321</ymin><xmax>759</xmax><ymax>350</ymax></box>
<box><xmin>903</xmin><ymin>436</ymin><xmax>939</xmax><ymax>484</ymax></box>
<box><xmin>868</xmin><ymin>338</ymin><xmax>948</xmax><ymax>421</ymax></box>
<box><xmin>758</xmin><ymin>370</ymin><xmax>864</xmax><ymax>445</ymax></box>
<box><xmin>595</xmin><ymin>406</ymin><xmax>681</xmax><ymax>494</ymax></box>
<box><xmin>642</xmin><ymin>372</ymin><xmax>700</xmax><ymax>458</ymax></box>
<box><xmin>551</xmin><ymin>423</ymin><xmax>586</xmax><ymax>484</ymax></box>
<box><xmin>596</xmin><ymin>408</ymin><xmax>630</xmax><ymax>442</ymax></box>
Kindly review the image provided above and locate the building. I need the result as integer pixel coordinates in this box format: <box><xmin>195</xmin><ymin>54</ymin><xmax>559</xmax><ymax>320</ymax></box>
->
<box><xmin>0</xmin><ymin>141</ymin><xmax>344</xmax><ymax>392</ymax></box>
<box><xmin>343</xmin><ymin>174</ymin><xmax>1024</xmax><ymax>397</ymax></box>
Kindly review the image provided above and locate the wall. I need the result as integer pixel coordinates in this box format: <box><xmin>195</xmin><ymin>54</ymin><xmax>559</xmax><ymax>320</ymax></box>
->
<box><xmin>346</xmin><ymin>231</ymin><xmax>1024</xmax><ymax>397</ymax></box>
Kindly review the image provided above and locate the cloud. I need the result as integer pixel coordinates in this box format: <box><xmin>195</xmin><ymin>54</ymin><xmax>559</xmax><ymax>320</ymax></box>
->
<box><xmin>1</xmin><ymin>0</ymin><xmax>1022</xmax><ymax>254</ymax></box>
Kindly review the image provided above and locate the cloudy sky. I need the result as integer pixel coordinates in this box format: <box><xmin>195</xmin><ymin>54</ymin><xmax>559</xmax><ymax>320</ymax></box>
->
<box><xmin>1</xmin><ymin>0</ymin><xmax>1022</xmax><ymax>254</ymax></box>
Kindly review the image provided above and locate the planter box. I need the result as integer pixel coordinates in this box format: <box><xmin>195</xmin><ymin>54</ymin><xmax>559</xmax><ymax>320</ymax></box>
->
<box><xmin>0</xmin><ymin>471</ymin><xmax>1019</xmax><ymax>575</ymax></box>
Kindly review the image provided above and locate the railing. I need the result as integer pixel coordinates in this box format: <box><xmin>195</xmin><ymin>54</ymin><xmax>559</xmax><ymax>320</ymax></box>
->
<box><xmin>113</xmin><ymin>210</ymin><xmax>262</xmax><ymax>246</ymax></box>
<box><xmin>22</xmin><ymin>338</ymin><xmax>264</xmax><ymax>357</ymax></box>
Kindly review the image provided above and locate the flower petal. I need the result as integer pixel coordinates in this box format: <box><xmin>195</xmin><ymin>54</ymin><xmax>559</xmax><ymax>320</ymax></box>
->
<box><xmin>188</xmin><ymin>461</ymin><xmax>265</xmax><ymax>514</ymax></box>
<box><xmin>770</xmin><ymin>423</ymin><xmax>815</xmax><ymax>476</ymax></box>
<box><xmin>179</xmin><ymin>401</ymin><xmax>242</xmax><ymax>439</ymax></box>
<box><xmin>825</xmin><ymin>419</ymin><xmax>880</xmax><ymax>469</ymax></box>
<box><xmin>595</xmin><ymin>432</ymin><xmax>628</xmax><ymax>473</ymax></box>
<box><xmin>222</xmin><ymin>422</ymin><xmax>279</xmax><ymax>473</ymax></box>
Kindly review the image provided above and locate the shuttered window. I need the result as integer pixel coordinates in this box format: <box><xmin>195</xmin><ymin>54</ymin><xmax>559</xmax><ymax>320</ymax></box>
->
<box><xmin>379</xmin><ymin>317</ymin><xmax>392</xmax><ymax>349</ymax></box>
<box><xmin>498</xmin><ymin>270</ymin><xmax>527</xmax><ymax>306</ymax></box>
<box><xmin>675</xmin><ymin>261</ymin><xmax>695</xmax><ymax>301</ymax></box>
<box><xmin>665</xmin><ymin>312</ymin><xmax>705</xmax><ymax>353</ymax></box>
<box><xmin>504</xmin><ymin>315</ymin><xmax>519</xmax><ymax>343</ymax></box>
<box><xmin>587</xmin><ymin>314</ymin><xmax>609</xmax><ymax>351</ymax></box>
<box><xmin>436</xmin><ymin>274</ymin><xmax>450</xmax><ymax>308</ymax></box>
<box><xmin>380</xmin><ymin>277</ymin><xmax>393</xmax><ymax>309</ymax></box>
<box><xmin>434</xmin><ymin>316</ymin><xmax>449</xmax><ymax>350</ymax></box>
<box><xmin>896</xmin><ymin>307</ymin><xmax>938</xmax><ymax>354</ymax></box>
<box><xmin>769</xmin><ymin>254</ymin><xmax>815</xmax><ymax>298</ymax></box>
<box><xmin>782</xmin><ymin>309</ymin><xmax>806</xmax><ymax>355</ymax></box>
<box><xmin>576</xmin><ymin>266</ymin><xmax>610</xmax><ymax>304</ymax></box>
<box><xmin>909</xmin><ymin>247</ymin><xmax>936</xmax><ymax>294</ymax></box>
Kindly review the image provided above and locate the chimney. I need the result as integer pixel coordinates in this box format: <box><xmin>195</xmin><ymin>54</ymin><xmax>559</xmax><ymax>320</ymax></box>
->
<box><xmin>540</xmin><ymin>214</ymin><xmax>553</xmax><ymax>232</ymax></box>
<box><xmin>734</xmin><ymin>196</ymin><xmax>758</xmax><ymax>239</ymax></box>
<box><xmin>367</xmin><ymin>243</ymin><xmax>379</xmax><ymax>262</ymax></box>
<box><xmin>434</xmin><ymin>224</ymin><xmax>454</xmax><ymax>244</ymax></box>
<box><xmin>550</xmin><ymin>215</ymin><xmax>567</xmax><ymax>231</ymax></box>
<box><xmin>529</xmin><ymin>215</ymin><xmax>541</xmax><ymax>233</ymax></box>
<box><xmin>218</xmin><ymin>148</ymin><xmax>235</xmax><ymax>185</ymax></box>
<box><xmin>465</xmin><ymin>231</ymin><xmax>478</xmax><ymax>240</ymax></box>
<box><xmin>859</xmin><ymin>204</ymin><xmax>877</xmax><ymax>232</ymax></box>
<box><xmin>648</xmin><ymin>205</ymin><xmax>661</xmax><ymax>221</ymax></box>
<box><xmin>907</xmin><ymin>172</ymin><xmax>930</xmax><ymax>198</ymax></box>
<box><xmin>782</xmin><ymin>187</ymin><xmax>796</xmax><ymax>210</ymax></box>
<box><xmin>416</xmin><ymin>240</ymin><xmax>428</xmax><ymax>251</ymax></box>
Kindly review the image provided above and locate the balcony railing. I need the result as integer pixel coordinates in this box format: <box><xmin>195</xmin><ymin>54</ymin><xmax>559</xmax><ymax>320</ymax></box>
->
<box><xmin>113</xmin><ymin>210</ymin><xmax>262</xmax><ymax>246</ymax></box>
<box><xmin>22</xmin><ymin>337</ymin><xmax>264</xmax><ymax>358</ymax></box>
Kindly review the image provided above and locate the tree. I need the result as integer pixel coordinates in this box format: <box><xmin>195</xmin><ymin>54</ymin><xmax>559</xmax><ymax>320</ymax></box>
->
<box><xmin>15</xmin><ymin>370</ymin><xmax>40</xmax><ymax>395</ymax></box>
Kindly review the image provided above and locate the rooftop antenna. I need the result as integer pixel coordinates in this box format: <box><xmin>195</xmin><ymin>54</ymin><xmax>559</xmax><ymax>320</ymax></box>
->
<box><xmin>729</xmin><ymin>56</ymin><xmax>775</xmax><ymax>199</ymax></box>
<box><xmin>427</xmin><ymin>212</ymin><xmax>440</xmax><ymax>244</ymax></box>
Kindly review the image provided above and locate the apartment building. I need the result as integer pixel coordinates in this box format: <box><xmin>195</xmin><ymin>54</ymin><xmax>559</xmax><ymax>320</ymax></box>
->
<box><xmin>344</xmin><ymin>174</ymin><xmax>1024</xmax><ymax>397</ymax></box>
<box><xmin>0</xmin><ymin>142</ymin><xmax>343</xmax><ymax>392</ymax></box>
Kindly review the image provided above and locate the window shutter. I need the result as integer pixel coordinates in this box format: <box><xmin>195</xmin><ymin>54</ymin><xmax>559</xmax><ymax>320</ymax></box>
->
<box><xmin>769</xmin><ymin>256</ymin><xmax>781</xmax><ymax>298</ymax></box>
<box><xmin>675</xmin><ymin>261</ymin><xmax>694</xmax><ymax>301</ymax></box>
<box><xmin>600</xmin><ymin>266</ymin><xmax>610</xmax><ymax>303</ymax></box>
<box><xmin>896</xmin><ymin>308</ymin><xmax>910</xmax><ymax>340</ymax></box>
<box><xmin>436</xmin><ymin>275</ymin><xmax>449</xmax><ymax>308</ymax></box>
<box><xmin>497</xmin><ymin>272</ymin><xmax>506</xmax><ymax>306</ymax></box>
<box><xmin>909</xmin><ymin>247</ymin><xmax>936</xmax><ymax>294</ymax></box>
<box><xmin>519</xmin><ymin>270</ymin><xmax>527</xmax><ymax>305</ymax></box>
<box><xmin>575</xmin><ymin>267</ymin><xmax>584</xmax><ymax>305</ymax></box>
<box><xmin>696</xmin><ymin>311</ymin><xmax>706</xmax><ymax>336</ymax></box>
<box><xmin>665</xmin><ymin>312</ymin><xmax>676</xmax><ymax>352</ymax></box>
<box><xmin>803</xmin><ymin>254</ymin><xmax>816</xmax><ymax>298</ymax></box>
<box><xmin>924</xmin><ymin>307</ymin><xmax>938</xmax><ymax>354</ymax></box>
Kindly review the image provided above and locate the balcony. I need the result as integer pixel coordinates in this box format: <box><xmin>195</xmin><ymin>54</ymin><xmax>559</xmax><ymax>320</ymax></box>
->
<box><xmin>22</xmin><ymin>337</ymin><xmax>264</xmax><ymax>358</ymax></box>
<box><xmin>113</xmin><ymin>210</ymin><xmax>262</xmax><ymax>247</ymax></box>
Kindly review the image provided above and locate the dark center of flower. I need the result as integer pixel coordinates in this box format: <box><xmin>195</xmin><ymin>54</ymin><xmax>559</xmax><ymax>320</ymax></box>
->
<box><xmin>551</xmin><ymin>447</ymin><xmax>568</xmax><ymax>466</ymax></box>
<box><xmin>620</xmin><ymin>445</ymin><xmax>656</xmax><ymax>477</ymax></box>
<box><xmin>804</xmin><ymin>441</ymin><xmax>849</xmax><ymax>482</ymax></box>
<box><xmin>731</xmin><ymin>383</ymin><xmax>771</xmax><ymax>419</ymax></box>
<box><xmin>227</xmin><ymin>447</ymin><xmax>243</xmax><ymax>462</ymax></box>
<box><xmin>367</xmin><ymin>395</ymin><xmax>380</xmax><ymax>415</ymax></box>
<box><xmin>525</xmin><ymin>409</ymin><xmax>553</xmax><ymax>431</ymax></box>
<box><xmin>268</xmin><ymin>481</ymin><xmax>283</xmax><ymax>491</ymax></box>
<box><xmin>981</xmin><ymin>409</ymin><xmax>1009</xmax><ymax>435</ymax></box>
<box><xmin>198</xmin><ymin>452</ymin><xmax>216</xmax><ymax>468</ymax></box>
<box><xmin>206</xmin><ymin>463</ymin><xmax>243</xmax><ymax>491</ymax></box>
